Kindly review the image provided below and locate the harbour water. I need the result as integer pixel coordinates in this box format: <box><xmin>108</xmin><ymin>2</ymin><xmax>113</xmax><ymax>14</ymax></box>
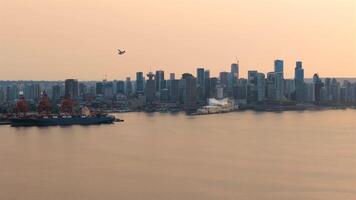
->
<box><xmin>0</xmin><ymin>110</ymin><xmax>355</xmax><ymax>200</ymax></box>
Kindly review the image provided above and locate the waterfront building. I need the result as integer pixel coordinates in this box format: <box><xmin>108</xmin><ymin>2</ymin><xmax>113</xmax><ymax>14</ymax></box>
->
<box><xmin>155</xmin><ymin>70</ymin><xmax>165</xmax><ymax>92</ymax></box>
<box><xmin>52</xmin><ymin>85</ymin><xmax>61</xmax><ymax>101</ymax></box>
<box><xmin>125</xmin><ymin>77</ymin><xmax>133</xmax><ymax>96</ymax></box>
<box><xmin>96</xmin><ymin>82</ymin><xmax>104</xmax><ymax>95</ymax></box>
<box><xmin>197</xmin><ymin>68</ymin><xmax>205</xmax><ymax>101</ymax></box>
<box><xmin>136</xmin><ymin>72</ymin><xmax>144</xmax><ymax>94</ymax></box>
<box><xmin>231</xmin><ymin>63</ymin><xmax>239</xmax><ymax>79</ymax></box>
<box><xmin>295</xmin><ymin>61</ymin><xmax>305</xmax><ymax>101</ymax></box>
<box><xmin>181</xmin><ymin>73</ymin><xmax>197</xmax><ymax>110</ymax></box>
<box><xmin>313</xmin><ymin>74</ymin><xmax>324</xmax><ymax>103</ymax></box>
<box><xmin>116</xmin><ymin>81</ymin><xmax>125</xmax><ymax>95</ymax></box>
<box><xmin>145</xmin><ymin>72</ymin><xmax>156</xmax><ymax>103</ymax></box>
<box><xmin>64</xmin><ymin>79</ymin><xmax>79</xmax><ymax>99</ymax></box>
<box><xmin>257</xmin><ymin>73</ymin><xmax>266</xmax><ymax>102</ymax></box>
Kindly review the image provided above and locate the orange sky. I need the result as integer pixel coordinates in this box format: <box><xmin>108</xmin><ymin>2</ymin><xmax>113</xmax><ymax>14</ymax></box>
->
<box><xmin>0</xmin><ymin>0</ymin><xmax>355</xmax><ymax>80</ymax></box>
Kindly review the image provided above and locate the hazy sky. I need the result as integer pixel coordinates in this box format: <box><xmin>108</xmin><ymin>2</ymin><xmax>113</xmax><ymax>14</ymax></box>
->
<box><xmin>1</xmin><ymin>0</ymin><xmax>355</xmax><ymax>80</ymax></box>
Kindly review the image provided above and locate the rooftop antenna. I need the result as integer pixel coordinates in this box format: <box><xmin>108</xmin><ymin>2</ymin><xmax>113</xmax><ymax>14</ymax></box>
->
<box><xmin>235</xmin><ymin>57</ymin><xmax>239</xmax><ymax>65</ymax></box>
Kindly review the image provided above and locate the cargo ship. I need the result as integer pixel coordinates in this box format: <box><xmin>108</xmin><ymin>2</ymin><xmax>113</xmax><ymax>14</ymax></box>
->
<box><xmin>10</xmin><ymin>114</ymin><xmax>116</xmax><ymax>127</ymax></box>
<box><xmin>10</xmin><ymin>93</ymin><xmax>122</xmax><ymax>127</ymax></box>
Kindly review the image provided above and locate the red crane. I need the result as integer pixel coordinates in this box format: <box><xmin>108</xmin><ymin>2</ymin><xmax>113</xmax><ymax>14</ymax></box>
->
<box><xmin>61</xmin><ymin>96</ymin><xmax>74</xmax><ymax>115</ymax></box>
<box><xmin>16</xmin><ymin>95</ymin><xmax>29</xmax><ymax>117</ymax></box>
<box><xmin>38</xmin><ymin>91</ymin><xmax>51</xmax><ymax>115</ymax></box>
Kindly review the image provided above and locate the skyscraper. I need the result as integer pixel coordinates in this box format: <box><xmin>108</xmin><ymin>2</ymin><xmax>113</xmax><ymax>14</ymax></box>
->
<box><xmin>274</xmin><ymin>60</ymin><xmax>284</xmax><ymax>100</ymax></box>
<box><xmin>155</xmin><ymin>70</ymin><xmax>165</xmax><ymax>92</ymax></box>
<box><xmin>136</xmin><ymin>72</ymin><xmax>144</xmax><ymax>94</ymax></box>
<box><xmin>64</xmin><ymin>79</ymin><xmax>79</xmax><ymax>99</ymax></box>
<box><xmin>274</xmin><ymin>59</ymin><xmax>284</xmax><ymax>78</ymax></box>
<box><xmin>125</xmin><ymin>77</ymin><xmax>133</xmax><ymax>96</ymax></box>
<box><xmin>257</xmin><ymin>73</ymin><xmax>266</xmax><ymax>102</ymax></box>
<box><xmin>145</xmin><ymin>72</ymin><xmax>156</xmax><ymax>103</ymax></box>
<box><xmin>295</xmin><ymin>61</ymin><xmax>305</xmax><ymax>101</ymax></box>
<box><xmin>231</xmin><ymin>63</ymin><xmax>239</xmax><ymax>79</ymax></box>
<box><xmin>197</xmin><ymin>68</ymin><xmax>205</xmax><ymax>101</ymax></box>
<box><xmin>181</xmin><ymin>73</ymin><xmax>197</xmax><ymax>110</ymax></box>
<box><xmin>52</xmin><ymin>85</ymin><xmax>61</xmax><ymax>101</ymax></box>
<box><xmin>313</xmin><ymin>73</ymin><xmax>324</xmax><ymax>103</ymax></box>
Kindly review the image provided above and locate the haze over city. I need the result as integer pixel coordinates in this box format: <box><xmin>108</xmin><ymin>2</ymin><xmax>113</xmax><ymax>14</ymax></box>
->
<box><xmin>1</xmin><ymin>0</ymin><xmax>355</xmax><ymax>80</ymax></box>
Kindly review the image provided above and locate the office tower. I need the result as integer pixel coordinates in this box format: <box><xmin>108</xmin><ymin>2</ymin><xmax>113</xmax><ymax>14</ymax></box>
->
<box><xmin>324</xmin><ymin>78</ymin><xmax>332</xmax><ymax>101</ymax></box>
<box><xmin>125</xmin><ymin>77</ymin><xmax>133</xmax><ymax>96</ymax></box>
<box><xmin>116</xmin><ymin>81</ymin><xmax>125</xmax><ymax>95</ymax></box>
<box><xmin>155</xmin><ymin>70</ymin><xmax>165</xmax><ymax>92</ymax></box>
<box><xmin>274</xmin><ymin>59</ymin><xmax>284</xmax><ymax>78</ymax></box>
<box><xmin>305</xmin><ymin>83</ymin><xmax>315</xmax><ymax>102</ymax></box>
<box><xmin>256</xmin><ymin>73</ymin><xmax>266</xmax><ymax>102</ymax></box>
<box><xmin>248</xmin><ymin>70</ymin><xmax>258</xmax><ymax>85</ymax></box>
<box><xmin>96</xmin><ymin>82</ymin><xmax>104</xmax><ymax>95</ymax></box>
<box><xmin>219</xmin><ymin>72</ymin><xmax>229</xmax><ymax>88</ymax></box>
<box><xmin>197</xmin><ymin>68</ymin><xmax>205</xmax><ymax>101</ymax></box>
<box><xmin>169</xmin><ymin>80</ymin><xmax>179</xmax><ymax>103</ymax></box>
<box><xmin>169</xmin><ymin>73</ymin><xmax>175</xmax><ymax>80</ymax></box>
<box><xmin>103</xmin><ymin>82</ymin><xmax>114</xmax><ymax>98</ymax></box>
<box><xmin>236</xmin><ymin>79</ymin><xmax>247</xmax><ymax>100</ymax></box>
<box><xmin>52</xmin><ymin>85</ymin><xmax>61</xmax><ymax>101</ymax></box>
<box><xmin>266</xmin><ymin>72</ymin><xmax>277</xmax><ymax>100</ymax></box>
<box><xmin>64</xmin><ymin>79</ymin><xmax>79</xmax><ymax>99</ymax></box>
<box><xmin>231</xmin><ymin>63</ymin><xmax>239</xmax><ymax>79</ymax></box>
<box><xmin>204</xmin><ymin>70</ymin><xmax>210</xmax><ymax>98</ymax></box>
<box><xmin>295</xmin><ymin>61</ymin><xmax>305</xmax><ymax>101</ymax></box>
<box><xmin>79</xmin><ymin>83</ymin><xmax>87</xmax><ymax>97</ymax></box>
<box><xmin>330</xmin><ymin>78</ymin><xmax>340</xmax><ymax>102</ymax></box>
<box><xmin>181</xmin><ymin>73</ymin><xmax>197</xmax><ymax>110</ymax></box>
<box><xmin>0</xmin><ymin>87</ymin><xmax>5</xmax><ymax>103</ymax></box>
<box><xmin>209</xmin><ymin>77</ymin><xmax>218</xmax><ymax>98</ymax></box>
<box><xmin>6</xmin><ymin>85</ymin><xmax>19</xmax><ymax>101</ymax></box>
<box><xmin>135</xmin><ymin>72</ymin><xmax>144</xmax><ymax>94</ymax></box>
<box><xmin>295</xmin><ymin>61</ymin><xmax>304</xmax><ymax>81</ymax></box>
<box><xmin>145</xmin><ymin>72</ymin><xmax>156</xmax><ymax>103</ymax></box>
<box><xmin>24</xmin><ymin>83</ymin><xmax>40</xmax><ymax>101</ymax></box>
<box><xmin>284</xmin><ymin>79</ymin><xmax>296</xmax><ymax>100</ymax></box>
<box><xmin>313</xmin><ymin>74</ymin><xmax>324</xmax><ymax>103</ymax></box>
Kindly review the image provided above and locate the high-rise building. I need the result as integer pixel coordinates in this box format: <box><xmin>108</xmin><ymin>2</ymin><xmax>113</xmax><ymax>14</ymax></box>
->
<box><xmin>313</xmin><ymin>73</ymin><xmax>324</xmax><ymax>103</ymax></box>
<box><xmin>64</xmin><ymin>79</ymin><xmax>79</xmax><ymax>99</ymax></box>
<box><xmin>295</xmin><ymin>61</ymin><xmax>305</xmax><ymax>101</ymax></box>
<box><xmin>248</xmin><ymin>70</ymin><xmax>258</xmax><ymax>85</ymax></box>
<box><xmin>181</xmin><ymin>73</ymin><xmax>197</xmax><ymax>110</ymax></box>
<box><xmin>125</xmin><ymin>77</ymin><xmax>133</xmax><ymax>96</ymax></box>
<box><xmin>257</xmin><ymin>73</ymin><xmax>266</xmax><ymax>101</ymax></box>
<box><xmin>116</xmin><ymin>81</ymin><xmax>125</xmax><ymax>95</ymax></box>
<box><xmin>96</xmin><ymin>82</ymin><xmax>104</xmax><ymax>95</ymax></box>
<box><xmin>204</xmin><ymin>70</ymin><xmax>211</xmax><ymax>99</ymax></box>
<box><xmin>24</xmin><ymin>83</ymin><xmax>41</xmax><ymax>101</ymax></box>
<box><xmin>266</xmin><ymin>72</ymin><xmax>276</xmax><ymax>100</ymax></box>
<box><xmin>103</xmin><ymin>82</ymin><xmax>114</xmax><ymax>98</ymax></box>
<box><xmin>219</xmin><ymin>72</ymin><xmax>229</xmax><ymax>88</ymax></box>
<box><xmin>155</xmin><ymin>70</ymin><xmax>165</xmax><ymax>92</ymax></box>
<box><xmin>52</xmin><ymin>85</ymin><xmax>61</xmax><ymax>101</ymax></box>
<box><xmin>273</xmin><ymin>60</ymin><xmax>284</xmax><ymax>100</ymax></box>
<box><xmin>145</xmin><ymin>72</ymin><xmax>156</xmax><ymax>103</ymax></box>
<box><xmin>136</xmin><ymin>72</ymin><xmax>144</xmax><ymax>94</ymax></box>
<box><xmin>169</xmin><ymin>73</ymin><xmax>175</xmax><ymax>80</ymax></box>
<box><xmin>197</xmin><ymin>68</ymin><xmax>205</xmax><ymax>101</ymax></box>
<box><xmin>274</xmin><ymin>59</ymin><xmax>284</xmax><ymax>78</ymax></box>
<box><xmin>231</xmin><ymin>63</ymin><xmax>239</xmax><ymax>79</ymax></box>
<box><xmin>169</xmin><ymin>79</ymin><xmax>179</xmax><ymax>103</ymax></box>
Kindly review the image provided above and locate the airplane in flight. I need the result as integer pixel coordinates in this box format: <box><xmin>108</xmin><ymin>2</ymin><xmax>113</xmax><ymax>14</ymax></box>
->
<box><xmin>117</xmin><ymin>49</ymin><xmax>126</xmax><ymax>55</ymax></box>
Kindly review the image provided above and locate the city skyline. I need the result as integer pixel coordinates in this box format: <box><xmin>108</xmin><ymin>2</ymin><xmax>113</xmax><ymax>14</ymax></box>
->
<box><xmin>1</xmin><ymin>0</ymin><xmax>355</xmax><ymax>80</ymax></box>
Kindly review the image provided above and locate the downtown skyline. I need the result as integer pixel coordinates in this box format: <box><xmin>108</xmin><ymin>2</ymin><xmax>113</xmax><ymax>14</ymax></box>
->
<box><xmin>1</xmin><ymin>0</ymin><xmax>355</xmax><ymax>80</ymax></box>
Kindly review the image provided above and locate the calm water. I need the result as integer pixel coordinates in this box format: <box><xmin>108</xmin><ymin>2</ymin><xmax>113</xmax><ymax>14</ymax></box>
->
<box><xmin>0</xmin><ymin>110</ymin><xmax>355</xmax><ymax>200</ymax></box>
